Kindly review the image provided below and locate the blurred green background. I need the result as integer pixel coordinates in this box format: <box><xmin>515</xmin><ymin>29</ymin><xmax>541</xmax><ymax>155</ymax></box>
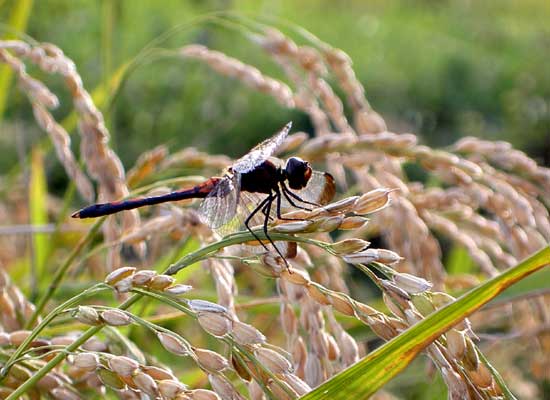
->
<box><xmin>1</xmin><ymin>0</ymin><xmax>549</xmax><ymax>181</ymax></box>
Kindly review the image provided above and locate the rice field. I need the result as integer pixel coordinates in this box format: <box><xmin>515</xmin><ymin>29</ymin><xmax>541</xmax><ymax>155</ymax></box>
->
<box><xmin>0</xmin><ymin>4</ymin><xmax>549</xmax><ymax>400</ymax></box>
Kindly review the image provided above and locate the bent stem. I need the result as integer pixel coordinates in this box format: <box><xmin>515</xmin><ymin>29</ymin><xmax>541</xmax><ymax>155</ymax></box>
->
<box><xmin>4</xmin><ymin>228</ymin><xmax>318</xmax><ymax>398</ymax></box>
<box><xmin>166</xmin><ymin>228</ymin><xmax>330</xmax><ymax>275</ymax></box>
<box><xmin>0</xmin><ymin>283</ymin><xmax>110</xmax><ymax>380</ymax></box>
<box><xmin>131</xmin><ymin>288</ymin><xmax>295</xmax><ymax>399</ymax></box>
<box><xmin>26</xmin><ymin>217</ymin><xmax>106</xmax><ymax>328</ymax></box>
<box><xmin>3</xmin><ymin>284</ymin><xmax>144</xmax><ymax>400</ymax></box>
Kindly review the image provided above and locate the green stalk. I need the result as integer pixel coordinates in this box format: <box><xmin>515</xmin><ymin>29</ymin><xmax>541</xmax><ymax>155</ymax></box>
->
<box><xmin>166</xmin><ymin>229</ymin><xmax>328</xmax><ymax>275</ymax></box>
<box><xmin>130</xmin><ymin>288</ymin><xmax>295</xmax><ymax>399</ymax></box>
<box><xmin>5</xmin><ymin>228</ymin><xmax>299</xmax><ymax>397</ymax></box>
<box><xmin>26</xmin><ymin>217</ymin><xmax>106</xmax><ymax>328</ymax></box>
<box><xmin>3</xmin><ymin>285</ymin><xmax>145</xmax><ymax>400</ymax></box>
<box><xmin>0</xmin><ymin>283</ymin><xmax>109</xmax><ymax>380</ymax></box>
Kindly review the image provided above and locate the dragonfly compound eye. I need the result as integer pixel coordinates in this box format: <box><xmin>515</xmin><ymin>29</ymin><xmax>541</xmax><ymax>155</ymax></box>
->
<box><xmin>285</xmin><ymin>157</ymin><xmax>313</xmax><ymax>190</ymax></box>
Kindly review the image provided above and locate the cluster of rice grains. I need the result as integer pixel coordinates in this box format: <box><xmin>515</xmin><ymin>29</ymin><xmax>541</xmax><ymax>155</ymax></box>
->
<box><xmin>0</xmin><ymin>40</ymin><xmax>141</xmax><ymax>270</ymax></box>
<box><xmin>1</xmin><ymin>21</ymin><xmax>549</xmax><ymax>400</ymax></box>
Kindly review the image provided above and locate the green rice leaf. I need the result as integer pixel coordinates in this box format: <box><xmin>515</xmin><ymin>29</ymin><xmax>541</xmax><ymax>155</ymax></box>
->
<box><xmin>0</xmin><ymin>0</ymin><xmax>33</xmax><ymax>120</ymax></box>
<box><xmin>302</xmin><ymin>246</ymin><xmax>550</xmax><ymax>399</ymax></box>
<box><xmin>29</xmin><ymin>147</ymin><xmax>49</xmax><ymax>277</ymax></box>
<box><xmin>447</xmin><ymin>246</ymin><xmax>475</xmax><ymax>274</ymax></box>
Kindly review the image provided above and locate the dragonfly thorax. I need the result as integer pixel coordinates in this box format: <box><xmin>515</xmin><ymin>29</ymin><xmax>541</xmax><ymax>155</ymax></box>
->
<box><xmin>238</xmin><ymin>157</ymin><xmax>313</xmax><ymax>195</ymax></box>
<box><xmin>239</xmin><ymin>160</ymin><xmax>284</xmax><ymax>194</ymax></box>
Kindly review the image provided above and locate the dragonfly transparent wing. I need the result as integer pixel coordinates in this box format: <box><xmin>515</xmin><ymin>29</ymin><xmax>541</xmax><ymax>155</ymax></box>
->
<box><xmin>198</xmin><ymin>175</ymin><xmax>241</xmax><ymax>234</ymax></box>
<box><xmin>231</xmin><ymin>122</ymin><xmax>292</xmax><ymax>174</ymax></box>
<box><xmin>238</xmin><ymin>191</ymin><xmax>276</xmax><ymax>226</ymax></box>
<box><xmin>198</xmin><ymin>174</ymin><xmax>278</xmax><ymax>237</ymax></box>
<box><xmin>281</xmin><ymin>170</ymin><xmax>336</xmax><ymax>210</ymax></box>
<box><xmin>200</xmin><ymin>185</ymin><xmax>296</xmax><ymax>259</ymax></box>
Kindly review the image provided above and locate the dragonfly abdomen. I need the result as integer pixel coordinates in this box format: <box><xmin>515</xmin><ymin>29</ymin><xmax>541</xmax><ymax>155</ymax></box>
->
<box><xmin>72</xmin><ymin>178</ymin><xmax>221</xmax><ymax>218</ymax></box>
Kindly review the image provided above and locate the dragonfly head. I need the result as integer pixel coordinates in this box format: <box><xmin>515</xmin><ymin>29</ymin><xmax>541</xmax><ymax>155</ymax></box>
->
<box><xmin>285</xmin><ymin>157</ymin><xmax>313</xmax><ymax>190</ymax></box>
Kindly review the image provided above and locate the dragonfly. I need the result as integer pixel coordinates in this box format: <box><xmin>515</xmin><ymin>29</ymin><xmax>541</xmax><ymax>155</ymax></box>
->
<box><xmin>72</xmin><ymin>122</ymin><xmax>336</xmax><ymax>263</ymax></box>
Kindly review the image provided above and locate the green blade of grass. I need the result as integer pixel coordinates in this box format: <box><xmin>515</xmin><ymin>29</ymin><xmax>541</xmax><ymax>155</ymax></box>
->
<box><xmin>0</xmin><ymin>0</ymin><xmax>33</xmax><ymax>120</ymax></box>
<box><xmin>29</xmin><ymin>147</ymin><xmax>49</xmax><ymax>294</ymax></box>
<box><xmin>302</xmin><ymin>246</ymin><xmax>550</xmax><ymax>399</ymax></box>
<box><xmin>447</xmin><ymin>246</ymin><xmax>475</xmax><ymax>274</ymax></box>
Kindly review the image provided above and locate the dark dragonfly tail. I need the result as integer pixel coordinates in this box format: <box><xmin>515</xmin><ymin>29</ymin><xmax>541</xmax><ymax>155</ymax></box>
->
<box><xmin>72</xmin><ymin>178</ymin><xmax>220</xmax><ymax>219</ymax></box>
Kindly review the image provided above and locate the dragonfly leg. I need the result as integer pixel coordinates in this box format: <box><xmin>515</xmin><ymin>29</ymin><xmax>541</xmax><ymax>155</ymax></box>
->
<box><xmin>275</xmin><ymin>186</ymin><xmax>307</xmax><ymax>221</ymax></box>
<box><xmin>261</xmin><ymin>192</ymin><xmax>291</xmax><ymax>271</ymax></box>
<box><xmin>281</xmin><ymin>188</ymin><xmax>310</xmax><ymax>211</ymax></box>
<box><xmin>281</xmin><ymin>183</ymin><xmax>319</xmax><ymax>209</ymax></box>
<box><xmin>245</xmin><ymin>194</ymin><xmax>273</xmax><ymax>253</ymax></box>
<box><xmin>260</xmin><ymin>201</ymin><xmax>275</xmax><ymax>221</ymax></box>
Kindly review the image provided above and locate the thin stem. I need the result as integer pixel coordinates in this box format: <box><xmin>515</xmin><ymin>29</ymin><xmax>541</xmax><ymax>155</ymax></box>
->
<box><xmin>3</xmin><ymin>286</ymin><xmax>146</xmax><ymax>400</ymax></box>
<box><xmin>130</xmin><ymin>287</ymin><xmax>194</xmax><ymax>317</ymax></box>
<box><xmin>7</xmin><ymin>345</ymin><xmax>68</xmax><ymax>367</ymax></box>
<box><xmin>26</xmin><ymin>217</ymin><xmax>106</xmax><ymax>328</ymax></box>
<box><xmin>1</xmin><ymin>283</ymin><xmax>109</xmax><ymax>379</ymax></box>
<box><xmin>235</xmin><ymin>342</ymin><xmax>296</xmax><ymax>399</ymax></box>
<box><xmin>368</xmin><ymin>261</ymin><xmax>398</xmax><ymax>278</ymax></box>
<box><xmin>477</xmin><ymin>347</ymin><xmax>518</xmax><ymax>400</ymax></box>
<box><xmin>4</xmin><ymin>229</ymin><xmax>328</xmax><ymax>398</ymax></box>
<box><xmin>231</xmin><ymin>349</ymin><xmax>277</xmax><ymax>400</ymax></box>
<box><xmin>91</xmin><ymin>305</ymin><xmax>194</xmax><ymax>355</ymax></box>
<box><xmin>166</xmin><ymin>228</ymin><xmax>330</xmax><ymax>275</ymax></box>
<box><xmin>131</xmin><ymin>288</ymin><xmax>294</xmax><ymax>399</ymax></box>
<box><xmin>354</xmin><ymin>263</ymin><xmax>385</xmax><ymax>291</ymax></box>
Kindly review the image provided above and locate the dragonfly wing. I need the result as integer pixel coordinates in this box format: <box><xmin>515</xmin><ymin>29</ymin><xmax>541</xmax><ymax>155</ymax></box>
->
<box><xmin>198</xmin><ymin>175</ymin><xmax>277</xmax><ymax>237</ymax></box>
<box><xmin>198</xmin><ymin>175</ymin><xmax>241</xmax><ymax>234</ymax></box>
<box><xmin>238</xmin><ymin>191</ymin><xmax>276</xmax><ymax>226</ymax></box>
<box><xmin>281</xmin><ymin>170</ymin><xmax>336</xmax><ymax>210</ymax></box>
<box><xmin>231</xmin><ymin>122</ymin><xmax>292</xmax><ymax>174</ymax></box>
<box><xmin>200</xmin><ymin>185</ymin><xmax>297</xmax><ymax>259</ymax></box>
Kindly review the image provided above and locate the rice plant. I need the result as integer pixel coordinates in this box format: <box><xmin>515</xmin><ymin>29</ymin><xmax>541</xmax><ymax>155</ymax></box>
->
<box><xmin>0</xmin><ymin>13</ymin><xmax>548</xmax><ymax>400</ymax></box>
